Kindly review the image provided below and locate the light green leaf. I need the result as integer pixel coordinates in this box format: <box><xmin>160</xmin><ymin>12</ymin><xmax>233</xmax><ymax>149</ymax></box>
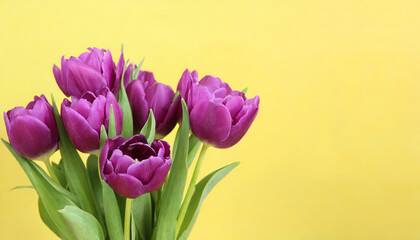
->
<box><xmin>52</xmin><ymin>161</ymin><xmax>68</xmax><ymax>188</ymax></box>
<box><xmin>132</xmin><ymin>193</ymin><xmax>153</xmax><ymax>240</ymax></box>
<box><xmin>177</xmin><ymin>162</ymin><xmax>239</xmax><ymax>240</ymax></box>
<box><xmin>58</xmin><ymin>205</ymin><xmax>105</xmax><ymax>240</ymax></box>
<box><xmin>102</xmin><ymin>182</ymin><xmax>124</xmax><ymax>240</ymax></box>
<box><xmin>2</xmin><ymin>139</ymin><xmax>74</xmax><ymax>240</ymax></box>
<box><xmin>38</xmin><ymin>198</ymin><xmax>62</xmax><ymax>239</ymax></box>
<box><xmin>187</xmin><ymin>134</ymin><xmax>201</xmax><ymax>169</ymax></box>
<box><xmin>87</xmin><ymin>155</ymin><xmax>104</xmax><ymax>218</ymax></box>
<box><xmin>241</xmin><ymin>87</ymin><xmax>248</xmax><ymax>94</ymax></box>
<box><xmin>108</xmin><ymin>104</ymin><xmax>117</xmax><ymax>138</ymax></box>
<box><xmin>10</xmin><ymin>185</ymin><xmax>34</xmax><ymax>191</ymax></box>
<box><xmin>140</xmin><ymin>109</ymin><xmax>156</xmax><ymax>144</ymax></box>
<box><xmin>118</xmin><ymin>61</ymin><xmax>134</xmax><ymax>138</ymax></box>
<box><xmin>100</xmin><ymin>125</ymin><xmax>108</xmax><ymax>149</ymax></box>
<box><xmin>155</xmin><ymin>99</ymin><xmax>190</xmax><ymax>240</ymax></box>
<box><xmin>51</xmin><ymin>95</ymin><xmax>106</xmax><ymax>234</ymax></box>
<box><xmin>133</xmin><ymin>57</ymin><xmax>145</xmax><ymax>80</ymax></box>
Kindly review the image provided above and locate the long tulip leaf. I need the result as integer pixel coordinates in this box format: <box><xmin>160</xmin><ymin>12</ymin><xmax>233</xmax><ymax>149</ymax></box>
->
<box><xmin>108</xmin><ymin>104</ymin><xmax>117</xmax><ymax>138</ymax></box>
<box><xmin>187</xmin><ymin>134</ymin><xmax>201</xmax><ymax>169</ymax></box>
<box><xmin>133</xmin><ymin>57</ymin><xmax>145</xmax><ymax>80</ymax></box>
<box><xmin>132</xmin><ymin>193</ymin><xmax>153</xmax><ymax>240</ymax></box>
<box><xmin>58</xmin><ymin>205</ymin><xmax>105</xmax><ymax>240</ymax></box>
<box><xmin>2</xmin><ymin>139</ymin><xmax>74</xmax><ymax>240</ymax></box>
<box><xmin>140</xmin><ymin>109</ymin><xmax>156</xmax><ymax>144</ymax></box>
<box><xmin>118</xmin><ymin>60</ymin><xmax>134</xmax><ymax>138</ymax></box>
<box><xmin>177</xmin><ymin>162</ymin><xmax>239</xmax><ymax>240</ymax></box>
<box><xmin>155</xmin><ymin>99</ymin><xmax>190</xmax><ymax>240</ymax></box>
<box><xmin>38</xmin><ymin>198</ymin><xmax>62</xmax><ymax>238</ymax></box>
<box><xmin>87</xmin><ymin>155</ymin><xmax>104</xmax><ymax>218</ymax></box>
<box><xmin>102</xmin><ymin>182</ymin><xmax>124</xmax><ymax>240</ymax></box>
<box><xmin>52</xmin><ymin>161</ymin><xmax>68</xmax><ymax>188</ymax></box>
<box><xmin>51</xmin><ymin>95</ymin><xmax>106</xmax><ymax>234</ymax></box>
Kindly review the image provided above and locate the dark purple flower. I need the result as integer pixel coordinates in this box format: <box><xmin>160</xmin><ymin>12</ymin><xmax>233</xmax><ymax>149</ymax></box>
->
<box><xmin>61</xmin><ymin>90</ymin><xmax>123</xmax><ymax>153</ymax></box>
<box><xmin>177</xmin><ymin>69</ymin><xmax>260</xmax><ymax>148</ymax></box>
<box><xmin>53</xmin><ymin>47</ymin><xmax>124</xmax><ymax>98</ymax></box>
<box><xmin>125</xmin><ymin>65</ymin><xmax>177</xmax><ymax>138</ymax></box>
<box><xmin>100</xmin><ymin>134</ymin><xmax>172</xmax><ymax>198</ymax></box>
<box><xmin>4</xmin><ymin>95</ymin><xmax>59</xmax><ymax>159</ymax></box>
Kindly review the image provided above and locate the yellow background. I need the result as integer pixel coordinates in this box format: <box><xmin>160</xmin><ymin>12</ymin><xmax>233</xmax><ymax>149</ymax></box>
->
<box><xmin>1</xmin><ymin>0</ymin><xmax>420</xmax><ymax>239</ymax></box>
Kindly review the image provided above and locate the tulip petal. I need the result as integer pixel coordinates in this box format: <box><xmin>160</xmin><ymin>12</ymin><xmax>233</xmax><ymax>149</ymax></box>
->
<box><xmin>224</xmin><ymin>96</ymin><xmax>244</xmax><ymax>120</ymax></box>
<box><xmin>127</xmin><ymin>80</ymin><xmax>149</xmax><ymax>132</ymax></box>
<box><xmin>108</xmin><ymin>174</ymin><xmax>145</xmax><ymax>199</ymax></box>
<box><xmin>190</xmin><ymin>101</ymin><xmax>231</xmax><ymax>145</ymax></box>
<box><xmin>144</xmin><ymin>159</ymin><xmax>171</xmax><ymax>191</ymax></box>
<box><xmin>61</xmin><ymin>104</ymin><xmax>99</xmax><ymax>153</ymax></box>
<box><xmin>53</xmin><ymin>65</ymin><xmax>68</xmax><ymax>96</ymax></box>
<box><xmin>102</xmin><ymin>49</ymin><xmax>115</xmax><ymax>89</ymax></box>
<box><xmin>215</xmin><ymin>95</ymin><xmax>260</xmax><ymax>148</ymax></box>
<box><xmin>127</xmin><ymin>157</ymin><xmax>164</xmax><ymax>186</ymax></box>
<box><xmin>145</xmin><ymin>83</ymin><xmax>174</xmax><ymax>129</ymax></box>
<box><xmin>8</xmin><ymin>115</ymin><xmax>54</xmax><ymax>159</ymax></box>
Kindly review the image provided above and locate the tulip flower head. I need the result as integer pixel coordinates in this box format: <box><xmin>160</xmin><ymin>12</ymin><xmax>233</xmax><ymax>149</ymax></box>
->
<box><xmin>53</xmin><ymin>47</ymin><xmax>124</xmax><ymax>98</ymax></box>
<box><xmin>61</xmin><ymin>90</ymin><xmax>123</xmax><ymax>153</ymax></box>
<box><xmin>4</xmin><ymin>95</ymin><xmax>59</xmax><ymax>159</ymax></box>
<box><xmin>100</xmin><ymin>134</ymin><xmax>172</xmax><ymax>198</ymax></box>
<box><xmin>177</xmin><ymin>69</ymin><xmax>260</xmax><ymax>148</ymax></box>
<box><xmin>125</xmin><ymin>65</ymin><xmax>178</xmax><ymax>138</ymax></box>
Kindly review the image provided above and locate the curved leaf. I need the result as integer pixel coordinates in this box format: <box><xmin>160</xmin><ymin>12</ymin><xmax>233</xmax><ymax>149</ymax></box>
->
<box><xmin>103</xmin><ymin>182</ymin><xmax>124</xmax><ymax>240</ymax></box>
<box><xmin>132</xmin><ymin>193</ymin><xmax>153</xmax><ymax>240</ymax></box>
<box><xmin>58</xmin><ymin>205</ymin><xmax>104</xmax><ymax>240</ymax></box>
<box><xmin>140</xmin><ymin>109</ymin><xmax>155</xmax><ymax>144</ymax></box>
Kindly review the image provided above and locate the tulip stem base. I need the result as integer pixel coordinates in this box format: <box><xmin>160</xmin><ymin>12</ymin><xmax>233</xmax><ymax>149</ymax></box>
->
<box><xmin>124</xmin><ymin>198</ymin><xmax>132</xmax><ymax>240</ymax></box>
<box><xmin>40</xmin><ymin>156</ymin><xmax>59</xmax><ymax>184</ymax></box>
<box><xmin>175</xmin><ymin>143</ymin><xmax>209</xmax><ymax>237</ymax></box>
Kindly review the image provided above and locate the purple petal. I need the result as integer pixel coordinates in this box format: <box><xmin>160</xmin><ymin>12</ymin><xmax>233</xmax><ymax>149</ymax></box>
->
<box><xmin>127</xmin><ymin>157</ymin><xmax>164</xmax><ymax>185</ymax></box>
<box><xmin>145</xmin><ymin>83</ymin><xmax>174</xmax><ymax>127</ymax></box>
<box><xmin>102</xmin><ymin>49</ymin><xmax>115</xmax><ymax>89</ymax></box>
<box><xmin>107</xmin><ymin>174</ymin><xmax>145</xmax><ymax>198</ymax></box>
<box><xmin>110</xmin><ymin>152</ymin><xmax>135</xmax><ymax>174</ymax></box>
<box><xmin>53</xmin><ymin>65</ymin><xmax>68</xmax><ymax>96</ymax></box>
<box><xmin>190</xmin><ymin>101</ymin><xmax>232</xmax><ymax>145</ymax></box>
<box><xmin>61</xmin><ymin>103</ymin><xmax>99</xmax><ymax>153</ymax></box>
<box><xmin>126</xmin><ymin>80</ymin><xmax>149</xmax><ymax>133</ymax></box>
<box><xmin>8</xmin><ymin>115</ymin><xmax>55</xmax><ymax>159</ymax></box>
<box><xmin>224</xmin><ymin>96</ymin><xmax>244</xmax><ymax>119</ymax></box>
<box><xmin>87</xmin><ymin>95</ymin><xmax>106</xmax><ymax>133</ymax></box>
<box><xmin>145</xmin><ymin>158</ymin><xmax>171</xmax><ymax>191</ymax></box>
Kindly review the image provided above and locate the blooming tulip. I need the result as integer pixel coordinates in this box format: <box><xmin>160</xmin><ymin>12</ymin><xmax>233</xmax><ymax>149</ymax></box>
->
<box><xmin>177</xmin><ymin>69</ymin><xmax>260</xmax><ymax>148</ymax></box>
<box><xmin>53</xmin><ymin>47</ymin><xmax>124</xmax><ymax>98</ymax></box>
<box><xmin>125</xmin><ymin>65</ymin><xmax>177</xmax><ymax>138</ymax></box>
<box><xmin>61</xmin><ymin>90</ymin><xmax>123</xmax><ymax>153</ymax></box>
<box><xmin>4</xmin><ymin>95</ymin><xmax>59</xmax><ymax>159</ymax></box>
<box><xmin>100</xmin><ymin>134</ymin><xmax>172</xmax><ymax>198</ymax></box>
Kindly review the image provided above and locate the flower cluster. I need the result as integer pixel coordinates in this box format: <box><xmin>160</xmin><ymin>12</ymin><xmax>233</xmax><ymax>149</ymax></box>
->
<box><xmin>3</xmin><ymin>47</ymin><xmax>259</xmax><ymax>240</ymax></box>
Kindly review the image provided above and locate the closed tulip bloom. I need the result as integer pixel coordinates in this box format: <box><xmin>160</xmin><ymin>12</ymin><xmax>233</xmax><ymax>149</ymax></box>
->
<box><xmin>4</xmin><ymin>95</ymin><xmax>59</xmax><ymax>159</ymax></box>
<box><xmin>100</xmin><ymin>134</ymin><xmax>172</xmax><ymax>198</ymax></box>
<box><xmin>61</xmin><ymin>90</ymin><xmax>123</xmax><ymax>153</ymax></box>
<box><xmin>125</xmin><ymin>65</ymin><xmax>177</xmax><ymax>138</ymax></box>
<box><xmin>177</xmin><ymin>69</ymin><xmax>260</xmax><ymax>148</ymax></box>
<box><xmin>53</xmin><ymin>47</ymin><xmax>124</xmax><ymax>98</ymax></box>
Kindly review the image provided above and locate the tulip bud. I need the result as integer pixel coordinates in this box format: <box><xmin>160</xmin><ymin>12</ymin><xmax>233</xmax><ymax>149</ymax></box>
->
<box><xmin>61</xmin><ymin>90</ymin><xmax>123</xmax><ymax>153</ymax></box>
<box><xmin>4</xmin><ymin>95</ymin><xmax>59</xmax><ymax>159</ymax></box>
<box><xmin>100</xmin><ymin>134</ymin><xmax>172</xmax><ymax>198</ymax></box>
<box><xmin>177</xmin><ymin>69</ymin><xmax>260</xmax><ymax>148</ymax></box>
<box><xmin>53</xmin><ymin>47</ymin><xmax>124</xmax><ymax>98</ymax></box>
<box><xmin>125</xmin><ymin>65</ymin><xmax>178</xmax><ymax>138</ymax></box>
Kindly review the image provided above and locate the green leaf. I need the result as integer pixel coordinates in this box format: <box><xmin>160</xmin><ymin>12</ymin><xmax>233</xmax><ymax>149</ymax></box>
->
<box><xmin>241</xmin><ymin>87</ymin><xmax>248</xmax><ymax>94</ymax></box>
<box><xmin>133</xmin><ymin>57</ymin><xmax>145</xmax><ymax>80</ymax></box>
<box><xmin>52</xmin><ymin>161</ymin><xmax>68</xmax><ymax>188</ymax></box>
<box><xmin>187</xmin><ymin>135</ymin><xmax>201</xmax><ymax>169</ymax></box>
<box><xmin>100</xmin><ymin>125</ymin><xmax>108</xmax><ymax>149</ymax></box>
<box><xmin>118</xmin><ymin>61</ymin><xmax>134</xmax><ymax>138</ymax></box>
<box><xmin>2</xmin><ymin>139</ymin><xmax>74</xmax><ymax>240</ymax></box>
<box><xmin>10</xmin><ymin>185</ymin><xmax>34</xmax><ymax>191</ymax></box>
<box><xmin>108</xmin><ymin>104</ymin><xmax>117</xmax><ymax>138</ymax></box>
<box><xmin>155</xmin><ymin>99</ymin><xmax>190</xmax><ymax>240</ymax></box>
<box><xmin>132</xmin><ymin>193</ymin><xmax>153</xmax><ymax>240</ymax></box>
<box><xmin>140</xmin><ymin>109</ymin><xmax>156</xmax><ymax>144</ymax></box>
<box><xmin>131</xmin><ymin>212</ymin><xmax>137</xmax><ymax>240</ymax></box>
<box><xmin>58</xmin><ymin>205</ymin><xmax>105</xmax><ymax>240</ymax></box>
<box><xmin>177</xmin><ymin>162</ymin><xmax>239</xmax><ymax>240</ymax></box>
<box><xmin>38</xmin><ymin>198</ymin><xmax>62</xmax><ymax>239</ymax></box>
<box><xmin>51</xmin><ymin>95</ymin><xmax>106</xmax><ymax>234</ymax></box>
<box><xmin>102</xmin><ymin>182</ymin><xmax>124</xmax><ymax>240</ymax></box>
<box><xmin>87</xmin><ymin>155</ymin><xmax>104</xmax><ymax>218</ymax></box>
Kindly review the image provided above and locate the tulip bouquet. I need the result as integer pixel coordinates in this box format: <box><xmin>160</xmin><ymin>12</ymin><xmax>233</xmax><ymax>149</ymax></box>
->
<box><xmin>3</xmin><ymin>47</ymin><xmax>259</xmax><ymax>240</ymax></box>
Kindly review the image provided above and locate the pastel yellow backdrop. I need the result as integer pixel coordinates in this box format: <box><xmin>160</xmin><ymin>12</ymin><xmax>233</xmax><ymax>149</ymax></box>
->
<box><xmin>1</xmin><ymin>0</ymin><xmax>420</xmax><ymax>239</ymax></box>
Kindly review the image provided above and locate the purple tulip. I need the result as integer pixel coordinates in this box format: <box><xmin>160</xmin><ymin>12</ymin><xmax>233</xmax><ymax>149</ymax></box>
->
<box><xmin>61</xmin><ymin>90</ymin><xmax>123</xmax><ymax>153</ymax></box>
<box><xmin>100</xmin><ymin>134</ymin><xmax>172</xmax><ymax>198</ymax></box>
<box><xmin>125</xmin><ymin>65</ymin><xmax>177</xmax><ymax>138</ymax></box>
<box><xmin>177</xmin><ymin>69</ymin><xmax>260</xmax><ymax>148</ymax></box>
<box><xmin>53</xmin><ymin>47</ymin><xmax>124</xmax><ymax>98</ymax></box>
<box><xmin>4</xmin><ymin>95</ymin><xmax>59</xmax><ymax>159</ymax></box>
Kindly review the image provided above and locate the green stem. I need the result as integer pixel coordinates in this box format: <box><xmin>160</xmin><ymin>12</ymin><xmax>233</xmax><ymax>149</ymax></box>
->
<box><xmin>40</xmin><ymin>156</ymin><xmax>59</xmax><ymax>183</ymax></box>
<box><xmin>175</xmin><ymin>144</ymin><xmax>209</xmax><ymax>237</ymax></box>
<box><xmin>124</xmin><ymin>198</ymin><xmax>132</xmax><ymax>240</ymax></box>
